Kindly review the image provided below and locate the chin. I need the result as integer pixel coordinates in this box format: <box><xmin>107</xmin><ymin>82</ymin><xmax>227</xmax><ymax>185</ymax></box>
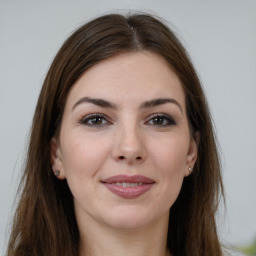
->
<box><xmin>100</xmin><ymin>205</ymin><xmax>167</xmax><ymax>230</ymax></box>
<box><xmin>105</xmin><ymin>216</ymin><xmax>153</xmax><ymax>230</ymax></box>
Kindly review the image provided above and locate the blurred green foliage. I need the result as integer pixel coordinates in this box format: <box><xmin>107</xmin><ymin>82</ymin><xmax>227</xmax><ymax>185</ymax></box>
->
<box><xmin>238</xmin><ymin>237</ymin><xmax>256</xmax><ymax>256</ymax></box>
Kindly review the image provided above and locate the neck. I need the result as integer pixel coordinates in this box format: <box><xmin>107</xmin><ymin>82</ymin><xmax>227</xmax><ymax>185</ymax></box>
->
<box><xmin>78</xmin><ymin>212</ymin><xmax>171</xmax><ymax>256</ymax></box>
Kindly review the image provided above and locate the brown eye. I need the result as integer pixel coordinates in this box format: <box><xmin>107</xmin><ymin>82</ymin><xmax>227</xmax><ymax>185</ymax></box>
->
<box><xmin>90</xmin><ymin>116</ymin><xmax>104</xmax><ymax>125</ymax></box>
<box><xmin>152</xmin><ymin>116</ymin><xmax>165</xmax><ymax>125</ymax></box>
<box><xmin>146</xmin><ymin>114</ymin><xmax>177</xmax><ymax>127</ymax></box>
<box><xmin>81</xmin><ymin>114</ymin><xmax>110</xmax><ymax>127</ymax></box>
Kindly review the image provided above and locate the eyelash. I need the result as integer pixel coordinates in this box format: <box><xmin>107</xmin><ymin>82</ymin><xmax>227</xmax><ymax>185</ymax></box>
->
<box><xmin>79</xmin><ymin>113</ymin><xmax>177</xmax><ymax>128</ymax></box>
<box><xmin>79</xmin><ymin>113</ymin><xmax>111</xmax><ymax>127</ymax></box>
<box><xmin>145</xmin><ymin>113</ymin><xmax>177</xmax><ymax>127</ymax></box>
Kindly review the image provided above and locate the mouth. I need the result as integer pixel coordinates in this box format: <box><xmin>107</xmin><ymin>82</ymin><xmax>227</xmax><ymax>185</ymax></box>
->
<box><xmin>108</xmin><ymin>182</ymin><xmax>145</xmax><ymax>187</ymax></box>
<box><xmin>101</xmin><ymin>175</ymin><xmax>155</xmax><ymax>199</ymax></box>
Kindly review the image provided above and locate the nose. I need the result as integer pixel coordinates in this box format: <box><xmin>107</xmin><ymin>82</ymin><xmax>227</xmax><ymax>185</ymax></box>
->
<box><xmin>111</xmin><ymin>123</ymin><xmax>147</xmax><ymax>165</ymax></box>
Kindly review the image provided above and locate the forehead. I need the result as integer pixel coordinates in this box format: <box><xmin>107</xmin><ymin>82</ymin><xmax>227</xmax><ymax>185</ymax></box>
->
<box><xmin>65</xmin><ymin>51</ymin><xmax>185</xmax><ymax>109</ymax></box>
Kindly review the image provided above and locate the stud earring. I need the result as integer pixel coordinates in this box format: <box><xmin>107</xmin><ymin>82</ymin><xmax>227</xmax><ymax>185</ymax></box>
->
<box><xmin>55</xmin><ymin>170</ymin><xmax>60</xmax><ymax>177</ymax></box>
<box><xmin>188</xmin><ymin>167</ymin><xmax>193</xmax><ymax>174</ymax></box>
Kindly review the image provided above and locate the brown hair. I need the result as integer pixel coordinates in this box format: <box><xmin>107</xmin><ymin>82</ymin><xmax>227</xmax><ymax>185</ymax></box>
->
<box><xmin>7</xmin><ymin>13</ymin><xmax>224</xmax><ymax>256</ymax></box>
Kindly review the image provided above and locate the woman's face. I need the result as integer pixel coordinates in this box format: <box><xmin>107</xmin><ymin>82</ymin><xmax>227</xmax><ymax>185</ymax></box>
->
<box><xmin>51</xmin><ymin>51</ymin><xmax>197</xmax><ymax>230</ymax></box>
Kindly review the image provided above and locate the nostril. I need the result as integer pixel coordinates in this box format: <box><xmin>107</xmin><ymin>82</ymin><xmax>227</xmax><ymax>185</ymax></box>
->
<box><xmin>118</xmin><ymin>156</ymin><xmax>142</xmax><ymax>161</ymax></box>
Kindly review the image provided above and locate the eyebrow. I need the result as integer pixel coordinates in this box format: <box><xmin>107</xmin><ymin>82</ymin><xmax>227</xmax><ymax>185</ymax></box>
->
<box><xmin>72</xmin><ymin>97</ymin><xmax>118</xmax><ymax>111</ymax></box>
<box><xmin>140</xmin><ymin>98</ymin><xmax>183</xmax><ymax>113</ymax></box>
<box><xmin>72</xmin><ymin>96</ymin><xmax>183</xmax><ymax>113</ymax></box>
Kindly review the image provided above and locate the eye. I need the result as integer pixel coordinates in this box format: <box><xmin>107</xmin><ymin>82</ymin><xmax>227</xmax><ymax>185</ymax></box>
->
<box><xmin>80</xmin><ymin>114</ymin><xmax>111</xmax><ymax>127</ymax></box>
<box><xmin>146</xmin><ymin>113</ymin><xmax>177</xmax><ymax>127</ymax></box>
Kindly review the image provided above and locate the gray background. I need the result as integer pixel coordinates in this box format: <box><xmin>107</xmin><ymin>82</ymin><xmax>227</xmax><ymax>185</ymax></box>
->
<box><xmin>1</xmin><ymin>0</ymin><xmax>256</xmax><ymax>254</ymax></box>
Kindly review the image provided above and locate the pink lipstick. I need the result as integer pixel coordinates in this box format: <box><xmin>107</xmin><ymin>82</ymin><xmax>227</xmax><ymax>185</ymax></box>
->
<box><xmin>101</xmin><ymin>175</ymin><xmax>155</xmax><ymax>199</ymax></box>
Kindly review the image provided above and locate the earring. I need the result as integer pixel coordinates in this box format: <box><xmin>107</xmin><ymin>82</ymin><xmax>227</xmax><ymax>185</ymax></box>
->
<box><xmin>55</xmin><ymin>170</ymin><xmax>60</xmax><ymax>177</ymax></box>
<box><xmin>188</xmin><ymin>167</ymin><xmax>193</xmax><ymax>174</ymax></box>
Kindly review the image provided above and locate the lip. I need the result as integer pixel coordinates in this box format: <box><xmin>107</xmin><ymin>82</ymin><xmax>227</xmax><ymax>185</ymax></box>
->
<box><xmin>101</xmin><ymin>175</ymin><xmax>155</xmax><ymax>199</ymax></box>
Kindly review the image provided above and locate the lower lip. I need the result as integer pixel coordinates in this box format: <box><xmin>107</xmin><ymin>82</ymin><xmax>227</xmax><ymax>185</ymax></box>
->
<box><xmin>103</xmin><ymin>183</ymin><xmax>154</xmax><ymax>199</ymax></box>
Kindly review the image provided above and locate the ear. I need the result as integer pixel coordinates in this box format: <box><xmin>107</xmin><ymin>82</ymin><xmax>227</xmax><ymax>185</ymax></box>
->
<box><xmin>50</xmin><ymin>137</ymin><xmax>66</xmax><ymax>180</ymax></box>
<box><xmin>184</xmin><ymin>132</ymin><xmax>200</xmax><ymax>177</ymax></box>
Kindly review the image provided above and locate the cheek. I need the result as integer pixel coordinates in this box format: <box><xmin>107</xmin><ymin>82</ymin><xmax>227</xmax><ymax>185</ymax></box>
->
<box><xmin>60</xmin><ymin>132</ymin><xmax>111</xmax><ymax>179</ymax></box>
<box><xmin>60</xmin><ymin>132</ymin><xmax>112</xmax><ymax>206</ymax></box>
<box><xmin>149</xmin><ymin>134</ymin><xmax>189</xmax><ymax>201</ymax></box>
<box><xmin>151</xmin><ymin>135</ymin><xmax>189</xmax><ymax>174</ymax></box>
<box><xmin>152</xmin><ymin>139</ymin><xmax>188</xmax><ymax>210</ymax></box>
<box><xmin>142</xmin><ymin>136</ymin><xmax>189</xmax><ymax>214</ymax></box>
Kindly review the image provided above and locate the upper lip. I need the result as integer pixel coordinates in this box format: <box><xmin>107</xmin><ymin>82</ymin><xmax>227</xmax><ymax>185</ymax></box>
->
<box><xmin>101</xmin><ymin>175</ymin><xmax>155</xmax><ymax>184</ymax></box>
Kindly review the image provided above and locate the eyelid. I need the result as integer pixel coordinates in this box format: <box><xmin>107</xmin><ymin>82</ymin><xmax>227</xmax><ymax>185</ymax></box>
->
<box><xmin>145</xmin><ymin>113</ymin><xmax>177</xmax><ymax>126</ymax></box>
<box><xmin>79</xmin><ymin>113</ymin><xmax>112</xmax><ymax>126</ymax></box>
<box><xmin>78</xmin><ymin>112</ymin><xmax>177</xmax><ymax>128</ymax></box>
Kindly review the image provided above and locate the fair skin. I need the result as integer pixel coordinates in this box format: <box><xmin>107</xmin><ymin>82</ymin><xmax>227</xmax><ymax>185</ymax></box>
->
<box><xmin>51</xmin><ymin>51</ymin><xmax>197</xmax><ymax>256</ymax></box>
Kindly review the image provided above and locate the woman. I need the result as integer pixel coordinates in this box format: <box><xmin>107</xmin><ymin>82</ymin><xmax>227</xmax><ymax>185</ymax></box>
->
<box><xmin>7</xmin><ymin>13</ymin><xmax>224</xmax><ymax>256</ymax></box>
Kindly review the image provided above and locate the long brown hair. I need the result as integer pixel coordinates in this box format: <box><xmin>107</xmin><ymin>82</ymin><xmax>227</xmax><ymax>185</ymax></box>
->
<box><xmin>7</xmin><ymin>13</ymin><xmax>224</xmax><ymax>256</ymax></box>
